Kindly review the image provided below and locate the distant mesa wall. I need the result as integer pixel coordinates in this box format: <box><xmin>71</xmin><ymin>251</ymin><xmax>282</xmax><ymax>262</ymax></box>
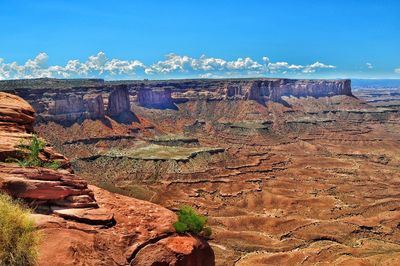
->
<box><xmin>5</xmin><ymin>86</ymin><xmax>134</xmax><ymax>125</ymax></box>
<box><xmin>137</xmin><ymin>88</ymin><xmax>173</xmax><ymax>108</ymax></box>
<box><xmin>0</xmin><ymin>78</ymin><xmax>352</xmax><ymax>123</ymax></box>
<box><xmin>46</xmin><ymin>93</ymin><xmax>105</xmax><ymax>122</ymax></box>
<box><xmin>219</xmin><ymin>79</ymin><xmax>352</xmax><ymax>102</ymax></box>
<box><xmin>131</xmin><ymin>78</ymin><xmax>352</xmax><ymax>105</ymax></box>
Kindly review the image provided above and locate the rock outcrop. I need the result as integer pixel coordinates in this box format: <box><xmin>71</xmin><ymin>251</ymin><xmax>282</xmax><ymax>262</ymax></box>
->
<box><xmin>130</xmin><ymin>235</ymin><xmax>215</xmax><ymax>266</ymax></box>
<box><xmin>106</xmin><ymin>86</ymin><xmax>138</xmax><ymax>123</ymax></box>
<box><xmin>220</xmin><ymin>79</ymin><xmax>352</xmax><ymax>102</ymax></box>
<box><xmin>106</xmin><ymin>86</ymin><xmax>131</xmax><ymax>116</ymax></box>
<box><xmin>0</xmin><ymin>164</ymin><xmax>98</xmax><ymax>211</ymax></box>
<box><xmin>44</xmin><ymin>93</ymin><xmax>106</xmax><ymax>123</ymax></box>
<box><xmin>84</xmin><ymin>94</ymin><xmax>105</xmax><ymax>118</ymax></box>
<box><xmin>0</xmin><ymin>92</ymin><xmax>97</xmax><ymax>211</ymax></box>
<box><xmin>0</xmin><ymin>92</ymin><xmax>35</xmax><ymax>160</ymax></box>
<box><xmin>0</xmin><ymin>92</ymin><xmax>215</xmax><ymax>265</ymax></box>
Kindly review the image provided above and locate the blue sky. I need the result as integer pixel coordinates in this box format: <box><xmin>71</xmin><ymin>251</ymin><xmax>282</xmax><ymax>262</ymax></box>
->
<box><xmin>0</xmin><ymin>0</ymin><xmax>399</xmax><ymax>80</ymax></box>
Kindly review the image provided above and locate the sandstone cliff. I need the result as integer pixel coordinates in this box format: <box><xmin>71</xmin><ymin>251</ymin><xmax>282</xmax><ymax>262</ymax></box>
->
<box><xmin>0</xmin><ymin>78</ymin><xmax>352</xmax><ymax>122</ymax></box>
<box><xmin>138</xmin><ymin>87</ymin><xmax>174</xmax><ymax>109</ymax></box>
<box><xmin>107</xmin><ymin>86</ymin><xmax>131</xmax><ymax>116</ymax></box>
<box><xmin>106</xmin><ymin>86</ymin><xmax>138</xmax><ymax>123</ymax></box>
<box><xmin>2</xmin><ymin>85</ymin><xmax>137</xmax><ymax>125</ymax></box>
<box><xmin>0</xmin><ymin>92</ymin><xmax>214</xmax><ymax>265</ymax></box>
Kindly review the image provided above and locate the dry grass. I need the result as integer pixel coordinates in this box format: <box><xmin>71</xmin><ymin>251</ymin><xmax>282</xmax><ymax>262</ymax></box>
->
<box><xmin>0</xmin><ymin>194</ymin><xmax>39</xmax><ymax>266</ymax></box>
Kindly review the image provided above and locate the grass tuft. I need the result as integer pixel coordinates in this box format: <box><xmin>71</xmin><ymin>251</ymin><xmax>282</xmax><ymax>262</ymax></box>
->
<box><xmin>0</xmin><ymin>194</ymin><xmax>40</xmax><ymax>266</ymax></box>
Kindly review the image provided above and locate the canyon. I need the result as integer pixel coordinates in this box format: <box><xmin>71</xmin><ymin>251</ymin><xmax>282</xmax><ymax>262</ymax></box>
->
<box><xmin>1</xmin><ymin>78</ymin><xmax>400</xmax><ymax>265</ymax></box>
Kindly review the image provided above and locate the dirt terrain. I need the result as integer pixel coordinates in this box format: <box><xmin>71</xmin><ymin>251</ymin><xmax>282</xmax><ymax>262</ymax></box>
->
<box><xmin>29</xmin><ymin>83</ymin><xmax>400</xmax><ymax>265</ymax></box>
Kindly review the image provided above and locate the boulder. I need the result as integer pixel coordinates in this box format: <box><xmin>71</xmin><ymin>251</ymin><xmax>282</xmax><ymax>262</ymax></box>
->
<box><xmin>130</xmin><ymin>235</ymin><xmax>215</xmax><ymax>266</ymax></box>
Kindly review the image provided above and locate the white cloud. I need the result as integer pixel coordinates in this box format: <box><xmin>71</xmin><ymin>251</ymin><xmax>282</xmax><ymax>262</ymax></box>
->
<box><xmin>0</xmin><ymin>52</ymin><xmax>337</xmax><ymax>80</ymax></box>
<box><xmin>302</xmin><ymin>62</ymin><xmax>336</xmax><ymax>73</ymax></box>
<box><xmin>366</xmin><ymin>62</ymin><xmax>373</xmax><ymax>69</ymax></box>
<box><xmin>395</xmin><ymin>68</ymin><xmax>400</xmax><ymax>74</ymax></box>
<box><xmin>267</xmin><ymin>61</ymin><xmax>335</xmax><ymax>74</ymax></box>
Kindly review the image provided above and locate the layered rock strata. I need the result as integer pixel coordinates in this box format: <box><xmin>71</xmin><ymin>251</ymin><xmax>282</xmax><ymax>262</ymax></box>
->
<box><xmin>0</xmin><ymin>92</ymin><xmax>97</xmax><ymax>210</ymax></box>
<box><xmin>0</xmin><ymin>78</ymin><xmax>352</xmax><ymax>122</ymax></box>
<box><xmin>217</xmin><ymin>79</ymin><xmax>352</xmax><ymax>102</ymax></box>
<box><xmin>107</xmin><ymin>86</ymin><xmax>131</xmax><ymax>116</ymax></box>
<box><xmin>138</xmin><ymin>88</ymin><xmax>174</xmax><ymax>108</ymax></box>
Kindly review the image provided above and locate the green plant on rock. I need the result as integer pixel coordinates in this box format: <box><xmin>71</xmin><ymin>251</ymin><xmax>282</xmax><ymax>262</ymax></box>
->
<box><xmin>9</xmin><ymin>135</ymin><xmax>61</xmax><ymax>169</ymax></box>
<box><xmin>173</xmin><ymin>206</ymin><xmax>212</xmax><ymax>238</ymax></box>
<box><xmin>15</xmin><ymin>135</ymin><xmax>45</xmax><ymax>167</ymax></box>
<box><xmin>0</xmin><ymin>194</ymin><xmax>40</xmax><ymax>266</ymax></box>
<box><xmin>43</xmin><ymin>161</ymin><xmax>62</xmax><ymax>170</ymax></box>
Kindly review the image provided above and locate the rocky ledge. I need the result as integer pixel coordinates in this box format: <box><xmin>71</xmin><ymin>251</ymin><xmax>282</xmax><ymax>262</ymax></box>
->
<box><xmin>0</xmin><ymin>92</ymin><xmax>214</xmax><ymax>266</ymax></box>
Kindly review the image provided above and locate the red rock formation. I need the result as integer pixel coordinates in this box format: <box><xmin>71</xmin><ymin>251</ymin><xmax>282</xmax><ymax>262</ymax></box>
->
<box><xmin>0</xmin><ymin>92</ymin><xmax>97</xmax><ymax>211</ymax></box>
<box><xmin>0</xmin><ymin>78</ymin><xmax>353</xmax><ymax>124</ymax></box>
<box><xmin>107</xmin><ymin>86</ymin><xmax>131</xmax><ymax>117</ymax></box>
<box><xmin>106</xmin><ymin>86</ymin><xmax>138</xmax><ymax>123</ymax></box>
<box><xmin>130</xmin><ymin>235</ymin><xmax>215</xmax><ymax>266</ymax></box>
<box><xmin>84</xmin><ymin>94</ymin><xmax>105</xmax><ymax>119</ymax></box>
<box><xmin>44</xmin><ymin>93</ymin><xmax>106</xmax><ymax>123</ymax></box>
<box><xmin>0</xmin><ymin>92</ymin><xmax>35</xmax><ymax>160</ymax></box>
<box><xmin>0</xmin><ymin>164</ymin><xmax>98</xmax><ymax>211</ymax></box>
<box><xmin>220</xmin><ymin>79</ymin><xmax>352</xmax><ymax>102</ymax></box>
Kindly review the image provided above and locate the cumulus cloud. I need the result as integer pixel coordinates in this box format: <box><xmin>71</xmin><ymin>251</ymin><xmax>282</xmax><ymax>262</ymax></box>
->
<box><xmin>266</xmin><ymin>61</ymin><xmax>335</xmax><ymax>74</ymax></box>
<box><xmin>0</xmin><ymin>52</ymin><xmax>337</xmax><ymax>80</ymax></box>
<box><xmin>0</xmin><ymin>52</ymin><xmax>145</xmax><ymax>80</ymax></box>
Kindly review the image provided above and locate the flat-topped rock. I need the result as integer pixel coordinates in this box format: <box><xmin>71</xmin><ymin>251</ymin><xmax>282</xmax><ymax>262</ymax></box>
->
<box><xmin>52</xmin><ymin>207</ymin><xmax>115</xmax><ymax>226</ymax></box>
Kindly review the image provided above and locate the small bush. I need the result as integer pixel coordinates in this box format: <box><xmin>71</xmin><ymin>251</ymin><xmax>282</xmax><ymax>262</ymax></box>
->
<box><xmin>173</xmin><ymin>206</ymin><xmax>212</xmax><ymax>237</ymax></box>
<box><xmin>43</xmin><ymin>161</ymin><xmax>62</xmax><ymax>170</ymax></box>
<box><xmin>0</xmin><ymin>194</ymin><xmax>39</xmax><ymax>265</ymax></box>
<box><xmin>17</xmin><ymin>135</ymin><xmax>45</xmax><ymax>167</ymax></box>
<box><xmin>9</xmin><ymin>135</ymin><xmax>61</xmax><ymax>169</ymax></box>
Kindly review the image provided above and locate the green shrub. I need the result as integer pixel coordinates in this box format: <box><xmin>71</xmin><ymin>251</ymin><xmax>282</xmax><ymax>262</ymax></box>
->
<box><xmin>15</xmin><ymin>135</ymin><xmax>45</xmax><ymax>167</ymax></box>
<box><xmin>0</xmin><ymin>194</ymin><xmax>39</xmax><ymax>265</ymax></box>
<box><xmin>9</xmin><ymin>135</ymin><xmax>61</xmax><ymax>169</ymax></box>
<box><xmin>43</xmin><ymin>161</ymin><xmax>62</xmax><ymax>170</ymax></box>
<box><xmin>173</xmin><ymin>206</ymin><xmax>212</xmax><ymax>237</ymax></box>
